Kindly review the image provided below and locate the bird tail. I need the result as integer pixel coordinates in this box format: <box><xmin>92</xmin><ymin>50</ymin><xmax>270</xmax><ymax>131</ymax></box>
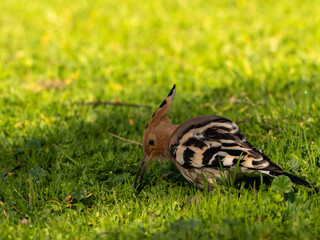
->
<box><xmin>282</xmin><ymin>172</ymin><xmax>312</xmax><ymax>188</ymax></box>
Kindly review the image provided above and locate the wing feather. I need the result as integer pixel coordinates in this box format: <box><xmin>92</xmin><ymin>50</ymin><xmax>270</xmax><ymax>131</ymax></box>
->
<box><xmin>169</xmin><ymin>115</ymin><xmax>284</xmax><ymax>178</ymax></box>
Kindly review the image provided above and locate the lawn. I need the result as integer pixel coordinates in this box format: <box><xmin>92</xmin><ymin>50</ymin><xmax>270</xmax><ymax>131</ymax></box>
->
<box><xmin>1</xmin><ymin>0</ymin><xmax>320</xmax><ymax>239</ymax></box>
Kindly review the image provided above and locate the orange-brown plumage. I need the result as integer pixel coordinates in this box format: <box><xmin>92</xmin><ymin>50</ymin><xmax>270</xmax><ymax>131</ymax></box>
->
<box><xmin>134</xmin><ymin>85</ymin><xmax>178</xmax><ymax>186</ymax></box>
<box><xmin>134</xmin><ymin>85</ymin><xmax>312</xmax><ymax>189</ymax></box>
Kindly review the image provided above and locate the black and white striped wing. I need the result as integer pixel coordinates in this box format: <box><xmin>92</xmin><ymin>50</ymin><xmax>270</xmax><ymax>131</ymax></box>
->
<box><xmin>169</xmin><ymin>115</ymin><xmax>284</xmax><ymax>177</ymax></box>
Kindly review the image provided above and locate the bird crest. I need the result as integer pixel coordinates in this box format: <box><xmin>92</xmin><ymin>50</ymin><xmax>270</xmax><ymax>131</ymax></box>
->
<box><xmin>144</xmin><ymin>84</ymin><xmax>176</xmax><ymax>131</ymax></box>
<box><xmin>142</xmin><ymin>84</ymin><xmax>177</xmax><ymax>158</ymax></box>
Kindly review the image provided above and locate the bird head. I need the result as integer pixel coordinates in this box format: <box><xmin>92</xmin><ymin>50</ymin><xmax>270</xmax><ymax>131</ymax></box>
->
<box><xmin>134</xmin><ymin>84</ymin><xmax>177</xmax><ymax>188</ymax></box>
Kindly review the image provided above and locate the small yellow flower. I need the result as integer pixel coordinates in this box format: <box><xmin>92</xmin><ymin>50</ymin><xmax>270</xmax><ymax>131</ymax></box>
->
<box><xmin>112</xmin><ymin>84</ymin><xmax>123</xmax><ymax>91</ymax></box>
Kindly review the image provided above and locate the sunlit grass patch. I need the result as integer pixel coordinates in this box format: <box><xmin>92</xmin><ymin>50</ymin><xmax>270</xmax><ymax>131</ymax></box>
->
<box><xmin>0</xmin><ymin>0</ymin><xmax>320</xmax><ymax>239</ymax></box>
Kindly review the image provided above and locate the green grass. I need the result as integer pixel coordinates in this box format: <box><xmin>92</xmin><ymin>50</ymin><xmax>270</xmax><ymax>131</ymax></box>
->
<box><xmin>1</xmin><ymin>0</ymin><xmax>320</xmax><ymax>239</ymax></box>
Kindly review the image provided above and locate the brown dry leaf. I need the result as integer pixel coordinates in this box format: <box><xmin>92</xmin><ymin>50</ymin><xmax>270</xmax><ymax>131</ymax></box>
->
<box><xmin>14</xmin><ymin>122</ymin><xmax>24</xmax><ymax>128</ymax></box>
<box><xmin>21</xmin><ymin>218</ymin><xmax>29</xmax><ymax>225</ymax></box>
<box><xmin>67</xmin><ymin>194</ymin><xmax>73</xmax><ymax>203</ymax></box>
<box><xmin>255</xmin><ymin>215</ymin><xmax>264</xmax><ymax>223</ymax></box>
<box><xmin>43</xmin><ymin>79</ymin><xmax>69</xmax><ymax>89</ymax></box>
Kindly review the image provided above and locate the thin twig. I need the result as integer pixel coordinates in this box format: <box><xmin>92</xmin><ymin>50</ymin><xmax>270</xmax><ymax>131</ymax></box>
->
<box><xmin>76</xmin><ymin>101</ymin><xmax>151</xmax><ymax>109</ymax></box>
<box><xmin>3</xmin><ymin>163</ymin><xmax>26</xmax><ymax>178</ymax></box>
<box><xmin>211</xmin><ymin>99</ymin><xmax>268</xmax><ymax>105</ymax></box>
<box><xmin>108</xmin><ymin>132</ymin><xmax>143</xmax><ymax>146</ymax></box>
<box><xmin>264</xmin><ymin>115</ymin><xmax>316</xmax><ymax>122</ymax></box>
<box><xmin>236</xmin><ymin>115</ymin><xmax>317</xmax><ymax>124</ymax></box>
<box><xmin>260</xmin><ymin>122</ymin><xmax>281</xmax><ymax>131</ymax></box>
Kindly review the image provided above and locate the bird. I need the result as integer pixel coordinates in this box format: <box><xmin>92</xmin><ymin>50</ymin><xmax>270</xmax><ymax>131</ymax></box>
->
<box><xmin>134</xmin><ymin>84</ymin><xmax>312</xmax><ymax>190</ymax></box>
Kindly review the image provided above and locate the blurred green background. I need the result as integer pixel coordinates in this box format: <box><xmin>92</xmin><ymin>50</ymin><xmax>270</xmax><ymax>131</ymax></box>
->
<box><xmin>1</xmin><ymin>0</ymin><xmax>320</xmax><ymax>96</ymax></box>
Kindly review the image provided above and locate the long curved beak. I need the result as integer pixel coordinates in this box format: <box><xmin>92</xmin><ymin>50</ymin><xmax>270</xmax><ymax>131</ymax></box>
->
<box><xmin>134</xmin><ymin>154</ymin><xmax>153</xmax><ymax>189</ymax></box>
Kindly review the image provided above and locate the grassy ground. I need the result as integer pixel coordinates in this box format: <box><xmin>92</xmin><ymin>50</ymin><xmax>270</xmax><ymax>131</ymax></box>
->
<box><xmin>1</xmin><ymin>0</ymin><xmax>320</xmax><ymax>239</ymax></box>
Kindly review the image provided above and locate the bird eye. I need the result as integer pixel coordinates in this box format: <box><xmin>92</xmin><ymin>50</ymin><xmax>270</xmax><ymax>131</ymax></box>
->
<box><xmin>149</xmin><ymin>139</ymin><xmax>155</xmax><ymax>145</ymax></box>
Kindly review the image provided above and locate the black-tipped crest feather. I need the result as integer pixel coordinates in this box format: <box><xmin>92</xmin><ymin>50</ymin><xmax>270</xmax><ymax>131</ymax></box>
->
<box><xmin>144</xmin><ymin>84</ymin><xmax>176</xmax><ymax>130</ymax></box>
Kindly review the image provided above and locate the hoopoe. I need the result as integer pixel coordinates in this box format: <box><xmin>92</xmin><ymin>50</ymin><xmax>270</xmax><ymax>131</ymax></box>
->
<box><xmin>134</xmin><ymin>85</ymin><xmax>312</xmax><ymax>189</ymax></box>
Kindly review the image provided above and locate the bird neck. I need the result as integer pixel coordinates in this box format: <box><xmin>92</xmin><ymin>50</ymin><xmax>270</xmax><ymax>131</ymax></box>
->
<box><xmin>157</xmin><ymin>120</ymin><xmax>178</xmax><ymax>158</ymax></box>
